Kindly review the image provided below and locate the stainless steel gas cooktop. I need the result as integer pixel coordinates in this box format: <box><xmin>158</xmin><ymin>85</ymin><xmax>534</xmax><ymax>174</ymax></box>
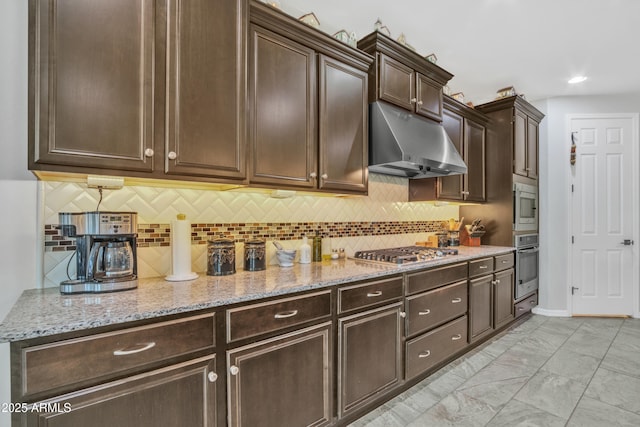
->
<box><xmin>352</xmin><ymin>246</ymin><xmax>458</xmax><ymax>265</ymax></box>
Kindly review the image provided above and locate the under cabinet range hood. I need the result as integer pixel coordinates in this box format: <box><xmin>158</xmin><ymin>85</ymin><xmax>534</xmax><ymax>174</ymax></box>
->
<box><xmin>368</xmin><ymin>101</ymin><xmax>467</xmax><ymax>179</ymax></box>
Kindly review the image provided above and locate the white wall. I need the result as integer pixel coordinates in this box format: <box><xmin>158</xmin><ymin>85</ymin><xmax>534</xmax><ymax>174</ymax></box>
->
<box><xmin>533</xmin><ymin>93</ymin><xmax>640</xmax><ymax>316</ymax></box>
<box><xmin>1</xmin><ymin>1</ymin><xmax>35</xmax><ymax>426</ymax></box>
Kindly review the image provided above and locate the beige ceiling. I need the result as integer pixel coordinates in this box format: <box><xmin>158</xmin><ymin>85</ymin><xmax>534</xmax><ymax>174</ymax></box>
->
<box><xmin>283</xmin><ymin>0</ymin><xmax>640</xmax><ymax>105</ymax></box>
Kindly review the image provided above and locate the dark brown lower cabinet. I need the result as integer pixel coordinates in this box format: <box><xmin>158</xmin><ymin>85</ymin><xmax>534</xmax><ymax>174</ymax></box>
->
<box><xmin>20</xmin><ymin>355</ymin><xmax>216</xmax><ymax>427</ymax></box>
<box><xmin>469</xmin><ymin>275</ymin><xmax>494</xmax><ymax>342</ymax></box>
<box><xmin>227</xmin><ymin>323</ymin><xmax>333</xmax><ymax>427</ymax></box>
<box><xmin>338</xmin><ymin>303</ymin><xmax>403</xmax><ymax>418</ymax></box>
<box><xmin>494</xmin><ymin>269</ymin><xmax>515</xmax><ymax>329</ymax></box>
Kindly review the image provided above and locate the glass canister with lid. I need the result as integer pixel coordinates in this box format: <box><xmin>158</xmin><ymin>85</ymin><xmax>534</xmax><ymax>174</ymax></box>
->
<box><xmin>207</xmin><ymin>237</ymin><xmax>236</xmax><ymax>276</ymax></box>
<box><xmin>244</xmin><ymin>238</ymin><xmax>266</xmax><ymax>271</ymax></box>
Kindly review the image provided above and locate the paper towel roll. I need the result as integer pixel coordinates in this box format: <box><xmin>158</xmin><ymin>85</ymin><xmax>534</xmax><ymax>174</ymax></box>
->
<box><xmin>166</xmin><ymin>214</ymin><xmax>198</xmax><ymax>281</ymax></box>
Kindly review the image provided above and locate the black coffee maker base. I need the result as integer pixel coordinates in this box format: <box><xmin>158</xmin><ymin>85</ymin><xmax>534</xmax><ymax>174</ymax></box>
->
<box><xmin>60</xmin><ymin>278</ymin><xmax>138</xmax><ymax>294</ymax></box>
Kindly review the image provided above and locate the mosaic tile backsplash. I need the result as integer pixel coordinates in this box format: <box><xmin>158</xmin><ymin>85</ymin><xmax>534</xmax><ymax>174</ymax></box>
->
<box><xmin>41</xmin><ymin>174</ymin><xmax>459</xmax><ymax>287</ymax></box>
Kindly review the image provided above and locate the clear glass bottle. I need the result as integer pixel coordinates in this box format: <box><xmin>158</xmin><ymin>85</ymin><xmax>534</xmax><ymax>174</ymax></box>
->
<box><xmin>299</xmin><ymin>235</ymin><xmax>311</xmax><ymax>264</ymax></box>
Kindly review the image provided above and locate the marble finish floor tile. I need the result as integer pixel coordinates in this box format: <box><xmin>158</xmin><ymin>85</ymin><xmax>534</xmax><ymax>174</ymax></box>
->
<box><xmin>561</xmin><ymin>329</ymin><xmax>615</xmax><ymax>359</ymax></box>
<box><xmin>486</xmin><ymin>399</ymin><xmax>566</xmax><ymax>427</ymax></box>
<box><xmin>514</xmin><ymin>371</ymin><xmax>587</xmax><ymax>419</ymax></box>
<box><xmin>584</xmin><ymin>368</ymin><xmax>640</xmax><ymax>414</ymax></box>
<box><xmin>600</xmin><ymin>341</ymin><xmax>640</xmax><ymax>378</ymax></box>
<box><xmin>541</xmin><ymin>347</ymin><xmax>601</xmax><ymax>384</ymax></box>
<box><xmin>407</xmin><ymin>391</ymin><xmax>498</xmax><ymax>427</ymax></box>
<box><xmin>567</xmin><ymin>396</ymin><xmax>640</xmax><ymax>427</ymax></box>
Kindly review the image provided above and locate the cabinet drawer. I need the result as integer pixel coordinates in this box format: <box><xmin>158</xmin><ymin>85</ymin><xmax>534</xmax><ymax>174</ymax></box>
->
<box><xmin>515</xmin><ymin>293</ymin><xmax>538</xmax><ymax>318</ymax></box>
<box><xmin>406</xmin><ymin>315</ymin><xmax>468</xmax><ymax>380</ymax></box>
<box><xmin>338</xmin><ymin>276</ymin><xmax>403</xmax><ymax>313</ymax></box>
<box><xmin>468</xmin><ymin>257</ymin><xmax>494</xmax><ymax>278</ymax></box>
<box><xmin>494</xmin><ymin>253</ymin><xmax>514</xmax><ymax>271</ymax></box>
<box><xmin>406</xmin><ymin>262</ymin><xmax>467</xmax><ymax>295</ymax></box>
<box><xmin>227</xmin><ymin>291</ymin><xmax>331</xmax><ymax>342</ymax></box>
<box><xmin>406</xmin><ymin>280</ymin><xmax>467</xmax><ymax>337</ymax></box>
<box><xmin>19</xmin><ymin>313</ymin><xmax>215</xmax><ymax>398</ymax></box>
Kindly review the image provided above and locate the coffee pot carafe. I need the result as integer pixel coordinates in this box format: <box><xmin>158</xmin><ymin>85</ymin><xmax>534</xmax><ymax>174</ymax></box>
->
<box><xmin>58</xmin><ymin>211</ymin><xmax>138</xmax><ymax>294</ymax></box>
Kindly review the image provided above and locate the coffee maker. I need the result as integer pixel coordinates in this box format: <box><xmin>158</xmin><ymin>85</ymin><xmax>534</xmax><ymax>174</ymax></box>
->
<box><xmin>59</xmin><ymin>211</ymin><xmax>138</xmax><ymax>294</ymax></box>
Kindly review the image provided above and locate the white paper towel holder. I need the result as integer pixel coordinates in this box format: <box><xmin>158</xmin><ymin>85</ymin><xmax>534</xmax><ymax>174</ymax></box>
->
<box><xmin>165</xmin><ymin>213</ymin><xmax>199</xmax><ymax>282</ymax></box>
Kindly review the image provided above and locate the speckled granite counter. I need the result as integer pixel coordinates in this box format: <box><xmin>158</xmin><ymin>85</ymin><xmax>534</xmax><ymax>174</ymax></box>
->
<box><xmin>0</xmin><ymin>246</ymin><xmax>513</xmax><ymax>342</ymax></box>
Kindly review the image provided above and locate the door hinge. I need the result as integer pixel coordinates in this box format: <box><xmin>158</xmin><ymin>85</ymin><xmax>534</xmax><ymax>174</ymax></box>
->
<box><xmin>571</xmin><ymin>184</ymin><xmax>574</xmax><ymax>193</ymax></box>
<box><xmin>572</xmin><ymin>235</ymin><xmax>575</xmax><ymax>244</ymax></box>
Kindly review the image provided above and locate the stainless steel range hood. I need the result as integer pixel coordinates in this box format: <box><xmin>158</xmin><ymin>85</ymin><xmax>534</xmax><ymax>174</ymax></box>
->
<box><xmin>368</xmin><ymin>101</ymin><xmax>467</xmax><ymax>179</ymax></box>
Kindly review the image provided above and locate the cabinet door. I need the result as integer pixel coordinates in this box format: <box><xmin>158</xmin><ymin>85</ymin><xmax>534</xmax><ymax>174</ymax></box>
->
<box><xmin>22</xmin><ymin>356</ymin><xmax>217</xmax><ymax>427</ymax></box>
<box><xmin>439</xmin><ymin>109</ymin><xmax>464</xmax><ymax>200</ymax></box>
<box><xmin>469</xmin><ymin>275</ymin><xmax>493</xmax><ymax>342</ymax></box>
<box><xmin>318</xmin><ymin>55</ymin><xmax>368</xmax><ymax>194</ymax></box>
<box><xmin>494</xmin><ymin>269</ymin><xmax>515</xmax><ymax>329</ymax></box>
<box><xmin>164</xmin><ymin>0</ymin><xmax>246</xmax><ymax>180</ymax></box>
<box><xmin>416</xmin><ymin>73</ymin><xmax>443</xmax><ymax>121</ymax></box>
<box><xmin>227</xmin><ymin>323</ymin><xmax>332</xmax><ymax>427</ymax></box>
<box><xmin>378</xmin><ymin>54</ymin><xmax>414</xmax><ymax>111</ymax></box>
<box><xmin>338</xmin><ymin>303</ymin><xmax>402</xmax><ymax>418</ymax></box>
<box><xmin>526</xmin><ymin>117</ymin><xmax>539</xmax><ymax>179</ymax></box>
<box><xmin>513</xmin><ymin>109</ymin><xmax>528</xmax><ymax>177</ymax></box>
<box><xmin>248</xmin><ymin>25</ymin><xmax>317</xmax><ymax>188</ymax></box>
<box><xmin>464</xmin><ymin>118</ymin><xmax>486</xmax><ymax>202</ymax></box>
<box><xmin>29</xmin><ymin>0</ymin><xmax>155</xmax><ymax>172</ymax></box>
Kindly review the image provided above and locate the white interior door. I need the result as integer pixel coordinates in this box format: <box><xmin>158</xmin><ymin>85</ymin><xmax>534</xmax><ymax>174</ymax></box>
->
<box><xmin>570</xmin><ymin>115</ymin><xmax>637</xmax><ymax>316</ymax></box>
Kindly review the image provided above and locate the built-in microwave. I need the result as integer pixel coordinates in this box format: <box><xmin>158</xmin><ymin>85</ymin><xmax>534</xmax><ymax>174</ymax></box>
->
<box><xmin>513</xmin><ymin>182</ymin><xmax>538</xmax><ymax>231</ymax></box>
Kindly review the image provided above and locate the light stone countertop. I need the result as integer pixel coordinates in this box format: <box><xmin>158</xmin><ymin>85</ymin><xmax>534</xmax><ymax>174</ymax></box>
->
<box><xmin>0</xmin><ymin>245</ymin><xmax>514</xmax><ymax>343</ymax></box>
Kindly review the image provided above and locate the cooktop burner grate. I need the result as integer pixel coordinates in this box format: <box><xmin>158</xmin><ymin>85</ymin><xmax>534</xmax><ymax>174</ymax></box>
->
<box><xmin>352</xmin><ymin>246</ymin><xmax>458</xmax><ymax>265</ymax></box>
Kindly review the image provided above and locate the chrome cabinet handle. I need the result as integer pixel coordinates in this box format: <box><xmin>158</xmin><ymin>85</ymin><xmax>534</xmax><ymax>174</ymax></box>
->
<box><xmin>168</xmin><ymin>151</ymin><xmax>177</xmax><ymax>160</ymax></box>
<box><xmin>367</xmin><ymin>291</ymin><xmax>382</xmax><ymax>297</ymax></box>
<box><xmin>451</xmin><ymin>334</ymin><xmax>462</xmax><ymax>341</ymax></box>
<box><xmin>491</xmin><ymin>280</ymin><xmax>497</xmax><ymax>285</ymax></box>
<box><xmin>418</xmin><ymin>309</ymin><xmax>431</xmax><ymax>316</ymax></box>
<box><xmin>502</xmin><ymin>260</ymin><xmax>509</xmax><ymax>264</ymax></box>
<box><xmin>310</xmin><ymin>172</ymin><xmax>317</xmax><ymax>179</ymax></box>
<box><xmin>400</xmin><ymin>311</ymin><xmax>407</xmax><ymax>318</ymax></box>
<box><xmin>495</xmin><ymin>279</ymin><xmax>501</xmax><ymax>284</ymax></box>
<box><xmin>417</xmin><ymin>100</ymin><xmax>423</xmax><ymax>106</ymax></box>
<box><xmin>113</xmin><ymin>342</ymin><xmax>156</xmax><ymax>356</ymax></box>
<box><xmin>461</xmin><ymin>191</ymin><xmax>470</xmax><ymax>195</ymax></box>
<box><xmin>410</xmin><ymin>97</ymin><xmax>417</xmax><ymax>103</ymax></box>
<box><xmin>530</xmin><ymin>301</ymin><xmax>536</xmax><ymax>305</ymax></box>
<box><xmin>321</xmin><ymin>173</ymin><xmax>328</xmax><ymax>179</ymax></box>
<box><xmin>274</xmin><ymin>310</ymin><xmax>298</xmax><ymax>319</ymax></box>
<box><xmin>418</xmin><ymin>350</ymin><xmax>431</xmax><ymax>358</ymax></box>
<box><xmin>144</xmin><ymin>148</ymin><xmax>154</xmax><ymax>157</ymax></box>
<box><xmin>479</xmin><ymin>265</ymin><xmax>488</xmax><ymax>269</ymax></box>
<box><xmin>451</xmin><ymin>298</ymin><xmax>462</xmax><ymax>304</ymax></box>
<box><xmin>229</xmin><ymin>365</ymin><xmax>239</xmax><ymax>375</ymax></box>
<box><xmin>208</xmin><ymin>372</ymin><xmax>218</xmax><ymax>383</ymax></box>
<box><xmin>518</xmin><ymin>307</ymin><xmax>525</xmax><ymax>311</ymax></box>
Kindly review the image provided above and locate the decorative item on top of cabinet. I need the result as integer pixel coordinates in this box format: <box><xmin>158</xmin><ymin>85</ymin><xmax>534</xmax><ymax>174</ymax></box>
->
<box><xmin>28</xmin><ymin>0</ymin><xmax>248</xmax><ymax>185</ymax></box>
<box><xmin>409</xmin><ymin>95</ymin><xmax>488</xmax><ymax>202</ymax></box>
<box><xmin>357</xmin><ymin>31</ymin><xmax>453</xmax><ymax>123</ymax></box>
<box><xmin>298</xmin><ymin>12</ymin><xmax>320</xmax><ymax>29</ymax></box>
<box><xmin>248</xmin><ymin>1</ymin><xmax>372</xmax><ymax>195</ymax></box>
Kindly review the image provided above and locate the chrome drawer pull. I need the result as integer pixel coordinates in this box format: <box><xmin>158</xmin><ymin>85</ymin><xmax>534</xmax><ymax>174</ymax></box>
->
<box><xmin>518</xmin><ymin>307</ymin><xmax>525</xmax><ymax>311</ymax></box>
<box><xmin>451</xmin><ymin>298</ymin><xmax>462</xmax><ymax>304</ymax></box>
<box><xmin>113</xmin><ymin>342</ymin><xmax>156</xmax><ymax>356</ymax></box>
<box><xmin>479</xmin><ymin>265</ymin><xmax>488</xmax><ymax>269</ymax></box>
<box><xmin>418</xmin><ymin>350</ymin><xmax>431</xmax><ymax>358</ymax></box>
<box><xmin>418</xmin><ymin>309</ymin><xmax>431</xmax><ymax>316</ymax></box>
<box><xmin>367</xmin><ymin>291</ymin><xmax>383</xmax><ymax>297</ymax></box>
<box><xmin>274</xmin><ymin>310</ymin><xmax>298</xmax><ymax>319</ymax></box>
<box><xmin>530</xmin><ymin>301</ymin><xmax>536</xmax><ymax>305</ymax></box>
<box><xmin>451</xmin><ymin>334</ymin><xmax>462</xmax><ymax>341</ymax></box>
<box><xmin>501</xmin><ymin>260</ymin><xmax>509</xmax><ymax>264</ymax></box>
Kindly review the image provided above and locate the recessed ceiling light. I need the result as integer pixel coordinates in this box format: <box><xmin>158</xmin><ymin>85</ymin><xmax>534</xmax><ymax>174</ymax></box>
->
<box><xmin>568</xmin><ymin>76</ymin><xmax>588</xmax><ymax>84</ymax></box>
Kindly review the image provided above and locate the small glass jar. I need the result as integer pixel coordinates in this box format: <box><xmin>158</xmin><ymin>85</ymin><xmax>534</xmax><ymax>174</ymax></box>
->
<box><xmin>207</xmin><ymin>237</ymin><xmax>236</xmax><ymax>276</ymax></box>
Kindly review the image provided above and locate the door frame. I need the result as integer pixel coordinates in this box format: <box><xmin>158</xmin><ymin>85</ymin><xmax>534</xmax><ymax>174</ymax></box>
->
<box><xmin>566</xmin><ymin>113</ymin><xmax>640</xmax><ymax>318</ymax></box>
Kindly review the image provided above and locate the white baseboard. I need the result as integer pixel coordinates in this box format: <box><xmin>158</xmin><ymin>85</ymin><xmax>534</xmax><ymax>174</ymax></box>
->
<box><xmin>531</xmin><ymin>307</ymin><xmax>571</xmax><ymax>317</ymax></box>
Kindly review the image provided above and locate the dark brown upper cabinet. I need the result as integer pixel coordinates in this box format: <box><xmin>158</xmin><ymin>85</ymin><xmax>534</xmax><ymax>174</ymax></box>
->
<box><xmin>28</xmin><ymin>0</ymin><xmax>247</xmax><ymax>185</ymax></box>
<box><xmin>476</xmin><ymin>95</ymin><xmax>544</xmax><ymax>180</ymax></box>
<box><xmin>248</xmin><ymin>1</ymin><xmax>372</xmax><ymax>195</ymax></box>
<box><xmin>164</xmin><ymin>0</ymin><xmax>246</xmax><ymax>180</ymax></box>
<box><xmin>409</xmin><ymin>96</ymin><xmax>488</xmax><ymax>202</ymax></box>
<box><xmin>358</xmin><ymin>32</ymin><xmax>453</xmax><ymax>123</ymax></box>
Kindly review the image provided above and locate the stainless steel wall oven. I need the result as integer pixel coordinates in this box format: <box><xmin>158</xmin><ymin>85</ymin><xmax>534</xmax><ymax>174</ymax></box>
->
<box><xmin>514</xmin><ymin>234</ymin><xmax>539</xmax><ymax>300</ymax></box>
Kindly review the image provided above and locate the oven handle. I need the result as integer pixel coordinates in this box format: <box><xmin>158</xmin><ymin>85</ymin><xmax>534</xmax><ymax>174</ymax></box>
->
<box><xmin>517</xmin><ymin>247</ymin><xmax>539</xmax><ymax>254</ymax></box>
